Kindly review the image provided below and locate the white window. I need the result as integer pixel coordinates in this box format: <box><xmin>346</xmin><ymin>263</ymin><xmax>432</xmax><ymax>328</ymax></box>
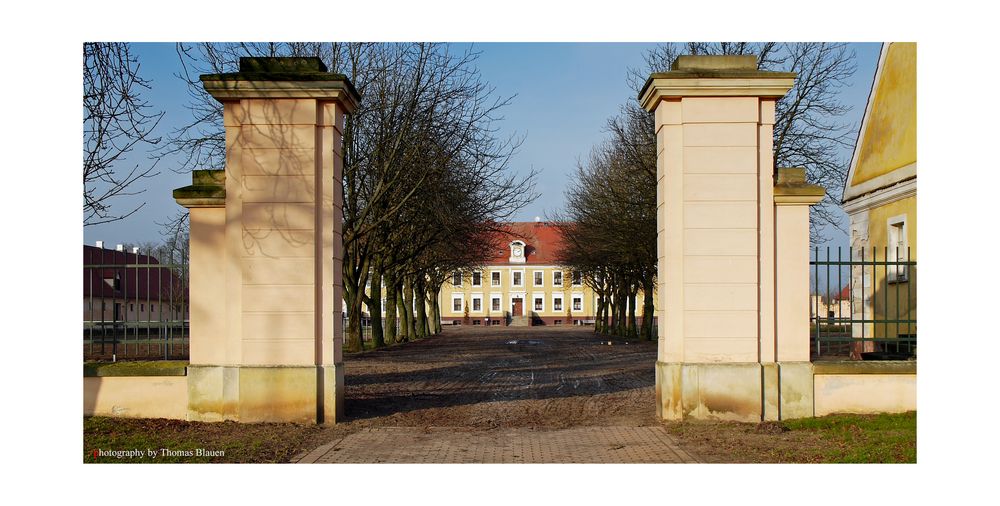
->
<box><xmin>572</xmin><ymin>271</ymin><xmax>583</xmax><ymax>286</ymax></box>
<box><xmin>512</xmin><ymin>270</ymin><xmax>523</xmax><ymax>287</ymax></box>
<box><xmin>553</xmin><ymin>271</ymin><xmax>563</xmax><ymax>286</ymax></box>
<box><xmin>491</xmin><ymin>295</ymin><xmax>501</xmax><ymax>312</ymax></box>
<box><xmin>888</xmin><ymin>215</ymin><xmax>908</xmax><ymax>282</ymax></box>
<box><xmin>472</xmin><ymin>271</ymin><xmax>482</xmax><ymax>287</ymax></box>
<box><xmin>452</xmin><ymin>271</ymin><xmax>462</xmax><ymax>286</ymax></box>
<box><xmin>533</xmin><ymin>270</ymin><xmax>544</xmax><ymax>287</ymax></box>
<box><xmin>452</xmin><ymin>295</ymin><xmax>463</xmax><ymax>313</ymax></box>
<box><xmin>572</xmin><ymin>294</ymin><xmax>583</xmax><ymax>312</ymax></box>
<box><xmin>491</xmin><ymin>271</ymin><xmax>501</xmax><ymax>286</ymax></box>
<box><xmin>553</xmin><ymin>295</ymin><xmax>563</xmax><ymax>312</ymax></box>
<box><xmin>533</xmin><ymin>294</ymin><xmax>544</xmax><ymax>312</ymax></box>
<box><xmin>472</xmin><ymin>294</ymin><xmax>482</xmax><ymax>312</ymax></box>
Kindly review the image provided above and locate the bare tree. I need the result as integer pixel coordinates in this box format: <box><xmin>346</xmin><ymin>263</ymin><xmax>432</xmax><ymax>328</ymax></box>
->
<box><xmin>629</xmin><ymin>42</ymin><xmax>857</xmax><ymax>243</ymax></box>
<box><xmin>83</xmin><ymin>42</ymin><xmax>164</xmax><ymax>225</ymax></box>
<box><xmin>555</xmin><ymin>112</ymin><xmax>657</xmax><ymax>340</ymax></box>
<box><xmin>161</xmin><ymin>43</ymin><xmax>536</xmax><ymax>351</ymax></box>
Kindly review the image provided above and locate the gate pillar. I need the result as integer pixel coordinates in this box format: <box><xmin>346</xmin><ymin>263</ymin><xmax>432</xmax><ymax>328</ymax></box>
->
<box><xmin>174</xmin><ymin>57</ymin><xmax>360</xmax><ymax>424</ymax></box>
<box><xmin>640</xmin><ymin>55</ymin><xmax>823</xmax><ymax>421</ymax></box>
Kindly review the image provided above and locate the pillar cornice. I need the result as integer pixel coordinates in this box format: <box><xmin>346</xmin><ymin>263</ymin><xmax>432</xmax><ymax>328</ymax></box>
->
<box><xmin>774</xmin><ymin>167</ymin><xmax>825</xmax><ymax>206</ymax></box>
<box><xmin>638</xmin><ymin>56</ymin><xmax>795</xmax><ymax>112</ymax></box>
<box><xmin>200</xmin><ymin>57</ymin><xmax>361</xmax><ymax>113</ymax></box>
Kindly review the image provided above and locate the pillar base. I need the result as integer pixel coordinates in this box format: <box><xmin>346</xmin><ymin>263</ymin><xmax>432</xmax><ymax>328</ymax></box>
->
<box><xmin>188</xmin><ymin>364</ymin><xmax>344</xmax><ymax>424</ymax></box>
<box><xmin>655</xmin><ymin>361</ymin><xmax>815</xmax><ymax>421</ymax></box>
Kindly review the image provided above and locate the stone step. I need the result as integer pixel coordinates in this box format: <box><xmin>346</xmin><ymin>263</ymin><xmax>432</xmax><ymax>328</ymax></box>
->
<box><xmin>509</xmin><ymin>316</ymin><xmax>530</xmax><ymax>327</ymax></box>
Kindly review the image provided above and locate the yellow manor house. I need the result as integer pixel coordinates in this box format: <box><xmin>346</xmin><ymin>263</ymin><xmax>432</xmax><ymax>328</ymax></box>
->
<box><xmin>440</xmin><ymin>221</ymin><xmax>597</xmax><ymax>327</ymax></box>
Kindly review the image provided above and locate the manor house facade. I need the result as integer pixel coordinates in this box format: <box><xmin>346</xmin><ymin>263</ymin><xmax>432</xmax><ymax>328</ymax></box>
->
<box><xmin>440</xmin><ymin>221</ymin><xmax>595</xmax><ymax>326</ymax></box>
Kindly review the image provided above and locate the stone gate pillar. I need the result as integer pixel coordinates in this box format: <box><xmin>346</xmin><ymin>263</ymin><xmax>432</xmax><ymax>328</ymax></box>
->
<box><xmin>640</xmin><ymin>55</ymin><xmax>823</xmax><ymax>421</ymax></box>
<box><xmin>174</xmin><ymin>57</ymin><xmax>360</xmax><ymax>424</ymax></box>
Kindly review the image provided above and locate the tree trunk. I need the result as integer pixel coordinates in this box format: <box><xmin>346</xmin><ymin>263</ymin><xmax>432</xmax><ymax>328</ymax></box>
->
<box><xmin>384</xmin><ymin>273</ymin><xmax>398</xmax><ymax>344</ymax></box>
<box><xmin>343</xmin><ymin>270</ymin><xmax>363</xmax><ymax>352</ymax></box>
<box><xmin>641</xmin><ymin>276</ymin><xmax>655</xmax><ymax>341</ymax></box>
<box><xmin>422</xmin><ymin>288</ymin><xmax>431</xmax><ymax>336</ymax></box>
<box><xmin>402</xmin><ymin>276</ymin><xmax>415</xmax><ymax>342</ymax></box>
<box><xmin>595</xmin><ymin>294</ymin><xmax>604</xmax><ymax>334</ymax></box>
<box><xmin>396</xmin><ymin>282</ymin><xmax>406</xmax><ymax>343</ymax></box>
<box><xmin>598</xmin><ymin>293</ymin><xmax>608</xmax><ymax>335</ymax></box>
<box><xmin>430</xmin><ymin>284</ymin><xmax>442</xmax><ymax>334</ymax></box>
<box><xmin>627</xmin><ymin>284</ymin><xmax>638</xmax><ymax>340</ymax></box>
<box><xmin>609</xmin><ymin>276</ymin><xmax>619</xmax><ymax>336</ymax></box>
<box><xmin>370</xmin><ymin>263</ymin><xmax>385</xmax><ymax>348</ymax></box>
<box><xmin>414</xmin><ymin>275</ymin><xmax>428</xmax><ymax>339</ymax></box>
<box><xmin>615</xmin><ymin>278</ymin><xmax>628</xmax><ymax>337</ymax></box>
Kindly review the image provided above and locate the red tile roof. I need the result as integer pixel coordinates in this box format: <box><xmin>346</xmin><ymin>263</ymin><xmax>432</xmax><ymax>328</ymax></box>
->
<box><xmin>83</xmin><ymin>245</ymin><xmax>186</xmax><ymax>301</ymax></box>
<box><xmin>837</xmin><ymin>284</ymin><xmax>850</xmax><ymax>301</ymax></box>
<box><xmin>486</xmin><ymin>222</ymin><xmax>567</xmax><ymax>265</ymax></box>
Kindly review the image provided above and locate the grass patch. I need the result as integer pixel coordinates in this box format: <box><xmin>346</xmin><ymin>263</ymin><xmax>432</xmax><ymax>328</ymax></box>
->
<box><xmin>665</xmin><ymin>411</ymin><xmax>916</xmax><ymax>463</ymax></box>
<box><xmin>84</xmin><ymin>417</ymin><xmax>343</xmax><ymax>463</ymax></box>
<box><xmin>783</xmin><ymin>412</ymin><xmax>916</xmax><ymax>463</ymax></box>
<box><xmin>84</xmin><ymin>361</ymin><xmax>188</xmax><ymax>377</ymax></box>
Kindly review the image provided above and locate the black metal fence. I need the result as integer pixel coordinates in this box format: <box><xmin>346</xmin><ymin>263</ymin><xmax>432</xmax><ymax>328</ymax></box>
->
<box><xmin>84</xmin><ymin>243</ymin><xmax>189</xmax><ymax>361</ymax></box>
<box><xmin>343</xmin><ymin>316</ymin><xmax>399</xmax><ymax>344</ymax></box>
<box><xmin>810</xmin><ymin>246</ymin><xmax>916</xmax><ymax>360</ymax></box>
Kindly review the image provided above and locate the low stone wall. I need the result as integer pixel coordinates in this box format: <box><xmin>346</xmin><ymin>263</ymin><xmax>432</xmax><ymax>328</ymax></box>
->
<box><xmin>84</xmin><ymin>362</ymin><xmax>189</xmax><ymax>420</ymax></box>
<box><xmin>813</xmin><ymin>361</ymin><xmax>916</xmax><ymax>416</ymax></box>
<box><xmin>656</xmin><ymin>360</ymin><xmax>916</xmax><ymax>421</ymax></box>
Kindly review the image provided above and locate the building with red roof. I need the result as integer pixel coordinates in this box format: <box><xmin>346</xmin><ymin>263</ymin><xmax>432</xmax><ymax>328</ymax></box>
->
<box><xmin>83</xmin><ymin>243</ymin><xmax>187</xmax><ymax>325</ymax></box>
<box><xmin>437</xmin><ymin>221</ymin><xmax>594</xmax><ymax>326</ymax></box>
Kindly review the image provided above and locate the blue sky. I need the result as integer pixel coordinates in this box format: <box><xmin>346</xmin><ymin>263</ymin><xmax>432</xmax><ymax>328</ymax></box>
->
<box><xmin>83</xmin><ymin>42</ymin><xmax>882</xmax><ymax>248</ymax></box>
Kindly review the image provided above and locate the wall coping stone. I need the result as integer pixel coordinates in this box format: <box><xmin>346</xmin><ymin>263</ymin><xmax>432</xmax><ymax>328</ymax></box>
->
<box><xmin>813</xmin><ymin>360</ymin><xmax>916</xmax><ymax>375</ymax></box>
<box><xmin>84</xmin><ymin>361</ymin><xmax>188</xmax><ymax>377</ymax></box>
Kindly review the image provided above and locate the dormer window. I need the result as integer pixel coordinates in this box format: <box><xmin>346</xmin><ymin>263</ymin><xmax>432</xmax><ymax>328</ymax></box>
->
<box><xmin>509</xmin><ymin>240</ymin><xmax>526</xmax><ymax>264</ymax></box>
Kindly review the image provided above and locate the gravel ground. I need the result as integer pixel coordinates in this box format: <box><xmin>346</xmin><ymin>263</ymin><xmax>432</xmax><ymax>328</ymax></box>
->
<box><xmin>342</xmin><ymin>325</ymin><xmax>658</xmax><ymax>429</ymax></box>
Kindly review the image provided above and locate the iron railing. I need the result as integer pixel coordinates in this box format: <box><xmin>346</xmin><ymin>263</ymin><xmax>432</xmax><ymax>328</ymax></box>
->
<box><xmin>84</xmin><ymin>244</ymin><xmax>189</xmax><ymax>361</ymax></box>
<box><xmin>810</xmin><ymin>246</ymin><xmax>916</xmax><ymax>360</ymax></box>
<box><xmin>342</xmin><ymin>316</ymin><xmax>403</xmax><ymax>344</ymax></box>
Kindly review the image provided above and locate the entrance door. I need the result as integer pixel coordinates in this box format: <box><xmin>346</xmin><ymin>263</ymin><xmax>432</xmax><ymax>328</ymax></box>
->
<box><xmin>512</xmin><ymin>298</ymin><xmax>523</xmax><ymax>317</ymax></box>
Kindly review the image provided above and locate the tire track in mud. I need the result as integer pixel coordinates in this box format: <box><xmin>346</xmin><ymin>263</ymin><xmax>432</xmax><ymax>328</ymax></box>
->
<box><xmin>344</xmin><ymin>326</ymin><xmax>658</xmax><ymax>427</ymax></box>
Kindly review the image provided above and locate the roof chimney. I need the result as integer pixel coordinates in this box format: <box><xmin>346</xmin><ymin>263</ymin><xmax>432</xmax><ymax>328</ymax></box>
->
<box><xmin>116</xmin><ymin>244</ymin><xmax>124</xmax><ymax>252</ymax></box>
<box><xmin>95</xmin><ymin>240</ymin><xmax>104</xmax><ymax>249</ymax></box>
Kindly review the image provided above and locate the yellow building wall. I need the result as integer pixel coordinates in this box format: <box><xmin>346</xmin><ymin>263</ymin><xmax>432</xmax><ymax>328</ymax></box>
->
<box><xmin>441</xmin><ymin>267</ymin><xmax>660</xmax><ymax>326</ymax></box>
<box><xmin>866</xmin><ymin>196</ymin><xmax>917</xmax><ymax>338</ymax></box>
<box><xmin>443</xmin><ymin>266</ymin><xmax>609</xmax><ymax>323</ymax></box>
<box><xmin>851</xmin><ymin>42</ymin><xmax>917</xmax><ymax>186</ymax></box>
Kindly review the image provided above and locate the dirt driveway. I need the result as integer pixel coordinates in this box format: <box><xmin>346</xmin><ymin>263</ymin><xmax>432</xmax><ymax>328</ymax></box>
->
<box><xmin>342</xmin><ymin>325</ymin><xmax>658</xmax><ymax>429</ymax></box>
<box><xmin>291</xmin><ymin>326</ymin><xmax>687</xmax><ymax>463</ymax></box>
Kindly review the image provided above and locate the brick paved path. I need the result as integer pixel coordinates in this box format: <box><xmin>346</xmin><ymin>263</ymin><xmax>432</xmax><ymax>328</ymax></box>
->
<box><xmin>293</xmin><ymin>328</ymin><xmax>702</xmax><ymax>463</ymax></box>
<box><xmin>296</xmin><ymin>426</ymin><xmax>699</xmax><ymax>463</ymax></box>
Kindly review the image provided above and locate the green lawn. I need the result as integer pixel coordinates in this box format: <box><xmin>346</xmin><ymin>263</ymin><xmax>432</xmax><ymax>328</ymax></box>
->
<box><xmin>783</xmin><ymin>412</ymin><xmax>917</xmax><ymax>462</ymax></box>
<box><xmin>665</xmin><ymin>411</ymin><xmax>916</xmax><ymax>463</ymax></box>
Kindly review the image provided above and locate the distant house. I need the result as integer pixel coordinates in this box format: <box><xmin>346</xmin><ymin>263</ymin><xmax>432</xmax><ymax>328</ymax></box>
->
<box><xmin>83</xmin><ymin>242</ymin><xmax>186</xmax><ymax>326</ymax></box>
<box><xmin>842</xmin><ymin>42</ymin><xmax>917</xmax><ymax>344</ymax></box>
<box><xmin>810</xmin><ymin>285</ymin><xmax>850</xmax><ymax>324</ymax></box>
